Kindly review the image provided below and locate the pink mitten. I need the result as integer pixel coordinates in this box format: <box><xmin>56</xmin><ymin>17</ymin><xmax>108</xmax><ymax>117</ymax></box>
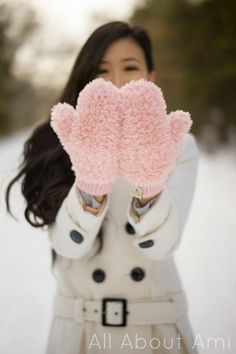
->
<box><xmin>119</xmin><ymin>79</ymin><xmax>192</xmax><ymax>198</ymax></box>
<box><xmin>50</xmin><ymin>78</ymin><xmax>120</xmax><ymax>195</ymax></box>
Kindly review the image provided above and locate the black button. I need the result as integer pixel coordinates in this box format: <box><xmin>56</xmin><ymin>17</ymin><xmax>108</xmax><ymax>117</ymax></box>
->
<box><xmin>138</xmin><ymin>239</ymin><xmax>154</xmax><ymax>248</ymax></box>
<box><xmin>125</xmin><ymin>222</ymin><xmax>136</xmax><ymax>235</ymax></box>
<box><xmin>92</xmin><ymin>269</ymin><xmax>106</xmax><ymax>283</ymax></box>
<box><xmin>70</xmin><ymin>230</ymin><xmax>84</xmax><ymax>244</ymax></box>
<box><xmin>130</xmin><ymin>267</ymin><xmax>145</xmax><ymax>281</ymax></box>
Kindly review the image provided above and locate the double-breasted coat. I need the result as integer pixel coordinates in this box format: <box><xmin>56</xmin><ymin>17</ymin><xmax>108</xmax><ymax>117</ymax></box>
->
<box><xmin>46</xmin><ymin>133</ymin><xmax>199</xmax><ymax>354</ymax></box>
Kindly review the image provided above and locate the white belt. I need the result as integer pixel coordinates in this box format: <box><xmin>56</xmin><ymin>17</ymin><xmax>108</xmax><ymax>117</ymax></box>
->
<box><xmin>53</xmin><ymin>291</ymin><xmax>188</xmax><ymax>327</ymax></box>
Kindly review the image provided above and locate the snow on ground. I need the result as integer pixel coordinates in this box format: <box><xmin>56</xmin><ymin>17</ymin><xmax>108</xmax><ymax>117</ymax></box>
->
<box><xmin>0</xmin><ymin>129</ymin><xmax>235</xmax><ymax>354</ymax></box>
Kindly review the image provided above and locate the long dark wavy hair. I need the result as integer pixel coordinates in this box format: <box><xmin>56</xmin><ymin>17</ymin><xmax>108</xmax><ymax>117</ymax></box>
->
<box><xmin>5</xmin><ymin>21</ymin><xmax>155</xmax><ymax>266</ymax></box>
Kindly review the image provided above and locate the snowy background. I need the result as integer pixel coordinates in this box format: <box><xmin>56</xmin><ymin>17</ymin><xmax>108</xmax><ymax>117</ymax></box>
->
<box><xmin>0</xmin><ymin>130</ymin><xmax>236</xmax><ymax>354</ymax></box>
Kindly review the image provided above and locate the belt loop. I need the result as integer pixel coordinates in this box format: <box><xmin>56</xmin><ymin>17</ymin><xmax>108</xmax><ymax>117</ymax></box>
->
<box><xmin>73</xmin><ymin>298</ymin><xmax>84</xmax><ymax>324</ymax></box>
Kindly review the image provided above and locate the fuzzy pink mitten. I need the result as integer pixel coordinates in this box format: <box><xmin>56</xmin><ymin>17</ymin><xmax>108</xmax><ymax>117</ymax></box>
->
<box><xmin>119</xmin><ymin>79</ymin><xmax>193</xmax><ymax>198</ymax></box>
<box><xmin>50</xmin><ymin>78</ymin><xmax>120</xmax><ymax>195</ymax></box>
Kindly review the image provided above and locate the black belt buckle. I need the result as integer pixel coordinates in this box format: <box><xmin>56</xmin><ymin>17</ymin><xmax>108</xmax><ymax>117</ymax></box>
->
<box><xmin>102</xmin><ymin>298</ymin><xmax>127</xmax><ymax>327</ymax></box>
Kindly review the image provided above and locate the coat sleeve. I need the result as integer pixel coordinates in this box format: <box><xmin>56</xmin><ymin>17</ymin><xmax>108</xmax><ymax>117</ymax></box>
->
<box><xmin>48</xmin><ymin>183</ymin><xmax>110</xmax><ymax>259</ymax></box>
<box><xmin>126</xmin><ymin>133</ymin><xmax>199</xmax><ymax>261</ymax></box>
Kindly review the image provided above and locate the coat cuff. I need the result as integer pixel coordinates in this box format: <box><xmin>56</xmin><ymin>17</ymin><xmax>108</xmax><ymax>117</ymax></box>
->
<box><xmin>77</xmin><ymin>188</ymin><xmax>103</xmax><ymax>209</ymax></box>
<box><xmin>131</xmin><ymin>196</ymin><xmax>158</xmax><ymax>216</ymax></box>
<box><xmin>69</xmin><ymin>184</ymin><xmax>109</xmax><ymax>226</ymax></box>
<box><xmin>127</xmin><ymin>187</ymin><xmax>171</xmax><ymax>237</ymax></box>
<box><xmin>48</xmin><ymin>182</ymin><xmax>110</xmax><ymax>259</ymax></box>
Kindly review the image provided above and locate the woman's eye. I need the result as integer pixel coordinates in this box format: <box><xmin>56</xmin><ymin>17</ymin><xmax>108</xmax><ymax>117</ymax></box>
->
<box><xmin>97</xmin><ymin>69</ymin><xmax>107</xmax><ymax>74</ymax></box>
<box><xmin>125</xmin><ymin>66</ymin><xmax>139</xmax><ymax>71</ymax></box>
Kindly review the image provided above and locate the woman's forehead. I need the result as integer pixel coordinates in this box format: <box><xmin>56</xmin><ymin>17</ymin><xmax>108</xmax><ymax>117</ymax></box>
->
<box><xmin>100</xmin><ymin>39</ymin><xmax>145</xmax><ymax>64</ymax></box>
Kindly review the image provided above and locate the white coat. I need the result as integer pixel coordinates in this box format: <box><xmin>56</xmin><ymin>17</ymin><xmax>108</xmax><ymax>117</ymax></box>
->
<box><xmin>46</xmin><ymin>132</ymin><xmax>199</xmax><ymax>354</ymax></box>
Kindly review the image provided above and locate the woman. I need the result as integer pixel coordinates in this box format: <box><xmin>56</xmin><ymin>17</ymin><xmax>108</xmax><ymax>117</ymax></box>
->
<box><xmin>6</xmin><ymin>21</ymin><xmax>199</xmax><ymax>353</ymax></box>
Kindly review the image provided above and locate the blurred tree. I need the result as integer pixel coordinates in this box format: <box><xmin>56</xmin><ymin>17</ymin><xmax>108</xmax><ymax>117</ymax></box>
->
<box><xmin>0</xmin><ymin>1</ymin><xmax>39</xmax><ymax>135</ymax></box>
<box><xmin>0</xmin><ymin>2</ymin><xmax>85</xmax><ymax>137</ymax></box>
<box><xmin>130</xmin><ymin>0</ymin><xmax>236</xmax><ymax>145</ymax></box>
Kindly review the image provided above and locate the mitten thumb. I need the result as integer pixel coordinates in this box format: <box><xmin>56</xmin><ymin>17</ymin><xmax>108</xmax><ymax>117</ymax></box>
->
<box><xmin>168</xmin><ymin>110</ymin><xmax>192</xmax><ymax>144</ymax></box>
<box><xmin>50</xmin><ymin>102</ymin><xmax>76</xmax><ymax>146</ymax></box>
